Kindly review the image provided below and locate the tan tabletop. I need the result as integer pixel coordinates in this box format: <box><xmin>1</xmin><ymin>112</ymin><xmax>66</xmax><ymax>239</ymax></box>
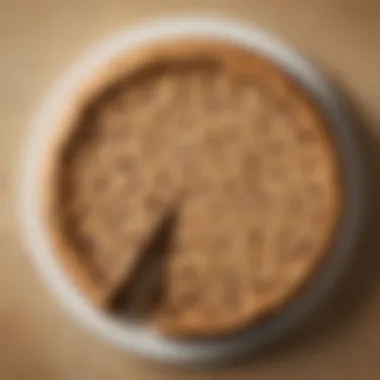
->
<box><xmin>1</xmin><ymin>1</ymin><xmax>380</xmax><ymax>379</ymax></box>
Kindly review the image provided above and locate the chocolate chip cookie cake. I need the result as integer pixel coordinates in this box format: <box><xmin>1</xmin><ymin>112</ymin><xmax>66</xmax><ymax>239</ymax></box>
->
<box><xmin>39</xmin><ymin>40</ymin><xmax>342</xmax><ymax>337</ymax></box>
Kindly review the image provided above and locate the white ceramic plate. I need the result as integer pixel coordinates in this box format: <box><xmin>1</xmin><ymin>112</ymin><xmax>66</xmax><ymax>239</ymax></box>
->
<box><xmin>18</xmin><ymin>17</ymin><xmax>365</xmax><ymax>366</ymax></box>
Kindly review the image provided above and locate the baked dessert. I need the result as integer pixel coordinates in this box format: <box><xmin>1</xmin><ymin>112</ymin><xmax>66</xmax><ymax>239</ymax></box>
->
<box><xmin>40</xmin><ymin>40</ymin><xmax>342</xmax><ymax>337</ymax></box>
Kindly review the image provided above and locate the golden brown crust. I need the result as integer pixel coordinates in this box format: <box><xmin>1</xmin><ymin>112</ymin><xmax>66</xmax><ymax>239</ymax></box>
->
<box><xmin>39</xmin><ymin>39</ymin><xmax>342</xmax><ymax>333</ymax></box>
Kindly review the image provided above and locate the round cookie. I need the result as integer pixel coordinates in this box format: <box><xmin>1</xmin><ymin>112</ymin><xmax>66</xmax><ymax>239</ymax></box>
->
<box><xmin>40</xmin><ymin>40</ymin><xmax>342</xmax><ymax>336</ymax></box>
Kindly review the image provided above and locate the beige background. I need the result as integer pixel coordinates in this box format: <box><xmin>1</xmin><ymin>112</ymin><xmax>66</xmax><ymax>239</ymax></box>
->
<box><xmin>1</xmin><ymin>0</ymin><xmax>380</xmax><ymax>379</ymax></box>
